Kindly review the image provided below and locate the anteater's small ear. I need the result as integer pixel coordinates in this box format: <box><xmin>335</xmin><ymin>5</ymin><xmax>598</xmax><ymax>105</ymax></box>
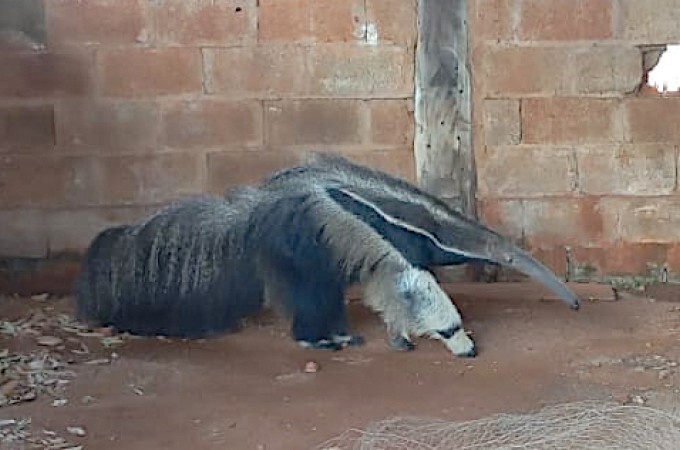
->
<box><xmin>394</xmin><ymin>276</ymin><xmax>415</xmax><ymax>304</ymax></box>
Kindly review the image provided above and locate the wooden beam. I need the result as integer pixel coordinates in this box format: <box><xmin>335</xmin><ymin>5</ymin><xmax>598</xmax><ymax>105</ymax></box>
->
<box><xmin>414</xmin><ymin>0</ymin><xmax>476</xmax><ymax>218</ymax></box>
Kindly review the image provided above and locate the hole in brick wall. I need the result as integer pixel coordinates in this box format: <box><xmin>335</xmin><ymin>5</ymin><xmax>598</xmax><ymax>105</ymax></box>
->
<box><xmin>646</xmin><ymin>45</ymin><xmax>680</xmax><ymax>94</ymax></box>
<box><xmin>234</xmin><ymin>6</ymin><xmax>242</xmax><ymax>13</ymax></box>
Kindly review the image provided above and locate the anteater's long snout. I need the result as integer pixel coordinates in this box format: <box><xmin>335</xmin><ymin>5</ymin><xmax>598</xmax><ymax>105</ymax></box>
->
<box><xmin>510</xmin><ymin>250</ymin><xmax>581</xmax><ymax>310</ymax></box>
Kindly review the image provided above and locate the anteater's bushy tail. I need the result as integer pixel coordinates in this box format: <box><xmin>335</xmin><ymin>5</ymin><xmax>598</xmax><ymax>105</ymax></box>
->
<box><xmin>75</xmin><ymin>194</ymin><xmax>265</xmax><ymax>338</ymax></box>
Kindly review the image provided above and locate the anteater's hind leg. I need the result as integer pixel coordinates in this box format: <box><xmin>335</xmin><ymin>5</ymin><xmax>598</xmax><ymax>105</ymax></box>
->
<box><xmin>262</xmin><ymin>258</ymin><xmax>363</xmax><ymax>351</ymax></box>
<box><xmin>252</xmin><ymin>193</ymin><xmax>368</xmax><ymax>350</ymax></box>
<box><xmin>287</xmin><ymin>272</ymin><xmax>363</xmax><ymax>351</ymax></box>
<box><xmin>327</xmin><ymin>292</ymin><xmax>365</xmax><ymax>348</ymax></box>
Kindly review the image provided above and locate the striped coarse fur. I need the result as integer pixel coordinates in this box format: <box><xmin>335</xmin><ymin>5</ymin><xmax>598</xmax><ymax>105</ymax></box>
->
<box><xmin>75</xmin><ymin>191</ymin><xmax>266</xmax><ymax>339</ymax></box>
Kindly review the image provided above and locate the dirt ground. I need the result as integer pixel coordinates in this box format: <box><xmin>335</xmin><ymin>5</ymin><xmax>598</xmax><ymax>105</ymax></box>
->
<box><xmin>1</xmin><ymin>281</ymin><xmax>680</xmax><ymax>450</ymax></box>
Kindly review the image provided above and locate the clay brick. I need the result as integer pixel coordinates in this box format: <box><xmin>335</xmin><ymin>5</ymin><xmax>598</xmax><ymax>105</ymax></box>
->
<box><xmin>468</xmin><ymin>0</ymin><xmax>516</xmax><ymax>41</ymax></box>
<box><xmin>600</xmin><ymin>198</ymin><xmax>680</xmax><ymax>243</ymax></box>
<box><xmin>0</xmin><ymin>258</ymin><xmax>82</xmax><ymax>296</ymax></box>
<box><xmin>523</xmin><ymin>197</ymin><xmax>604</xmax><ymax>247</ymax></box>
<box><xmin>161</xmin><ymin>100</ymin><xmax>262</xmax><ymax>149</ymax></box>
<box><xmin>365</xmin><ymin>0</ymin><xmax>417</xmax><ymax>45</ymax></box>
<box><xmin>204</xmin><ymin>46</ymin><xmax>308</xmax><ymax>97</ymax></box>
<box><xmin>46</xmin><ymin>0</ymin><xmax>149</xmax><ymax>47</ymax></box>
<box><xmin>665</xmin><ymin>245</ymin><xmax>680</xmax><ymax>274</ymax></box>
<box><xmin>0</xmin><ymin>52</ymin><xmax>92</xmax><ymax>98</ymax></box>
<box><xmin>47</xmin><ymin>206</ymin><xmax>150</xmax><ymax>254</ymax></box>
<box><xmin>207</xmin><ymin>150</ymin><xmax>303</xmax><ymax>193</ymax></box>
<box><xmin>476</xmin><ymin>146</ymin><xmax>576</xmax><ymax>197</ymax></box>
<box><xmin>477</xmin><ymin>198</ymin><xmax>524</xmax><ymax>238</ymax></box>
<box><xmin>626</xmin><ymin>98</ymin><xmax>680</xmax><ymax>143</ymax></box>
<box><xmin>484</xmin><ymin>99</ymin><xmax>520</xmax><ymax>146</ymax></box>
<box><xmin>206</xmin><ymin>44</ymin><xmax>414</xmax><ymax>98</ymax></box>
<box><xmin>368</xmin><ymin>100</ymin><xmax>414</xmax><ymax>146</ymax></box>
<box><xmin>0</xmin><ymin>155</ymin><xmax>96</xmax><ymax>207</ymax></box>
<box><xmin>567</xmin><ymin>245</ymin><xmax>673</xmax><ymax>280</ymax></box>
<box><xmin>577</xmin><ymin>145</ymin><xmax>676</xmax><ymax>195</ymax></box>
<box><xmin>569</xmin><ymin>247</ymin><xmax>606</xmax><ymax>279</ymax></box>
<box><xmin>309</xmin><ymin>44</ymin><xmax>414</xmax><ymax>97</ymax></box>
<box><xmin>482</xmin><ymin>45</ymin><xmax>641</xmax><ymax>97</ymax></box>
<box><xmin>519</xmin><ymin>0</ymin><xmax>612</xmax><ymax>41</ymax></box>
<box><xmin>0</xmin><ymin>105</ymin><xmax>55</xmax><ymax>152</ymax></box>
<box><xmin>99</xmin><ymin>48</ymin><xmax>202</xmax><ymax>97</ymax></box>
<box><xmin>603</xmin><ymin>243</ymin><xmax>668</xmax><ymax>276</ymax></box>
<box><xmin>95</xmin><ymin>153</ymin><xmax>205</xmax><ymax>205</ymax></box>
<box><xmin>620</xmin><ymin>0</ymin><xmax>680</xmax><ymax>42</ymax></box>
<box><xmin>55</xmin><ymin>101</ymin><xmax>159</xmax><ymax>151</ymax></box>
<box><xmin>154</xmin><ymin>0</ymin><xmax>256</xmax><ymax>46</ymax></box>
<box><xmin>0</xmin><ymin>209</ymin><xmax>48</xmax><ymax>258</ymax></box>
<box><xmin>525</xmin><ymin>247</ymin><xmax>567</xmax><ymax>277</ymax></box>
<box><xmin>259</xmin><ymin>0</ymin><xmax>363</xmax><ymax>42</ymax></box>
<box><xmin>265</xmin><ymin>100</ymin><xmax>363</xmax><ymax>146</ymax></box>
<box><xmin>335</xmin><ymin>149</ymin><xmax>417</xmax><ymax>182</ymax></box>
<box><xmin>522</xmin><ymin>98</ymin><xmax>620</xmax><ymax>145</ymax></box>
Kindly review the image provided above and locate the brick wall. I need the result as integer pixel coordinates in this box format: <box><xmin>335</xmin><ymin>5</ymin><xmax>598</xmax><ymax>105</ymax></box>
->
<box><xmin>470</xmin><ymin>0</ymin><xmax>680</xmax><ymax>281</ymax></box>
<box><xmin>0</xmin><ymin>0</ymin><xmax>417</xmax><ymax>265</ymax></box>
<box><xmin>4</xmin><ymin>0</ymin><xmax>680</xmax><ymax>292</ymax></box>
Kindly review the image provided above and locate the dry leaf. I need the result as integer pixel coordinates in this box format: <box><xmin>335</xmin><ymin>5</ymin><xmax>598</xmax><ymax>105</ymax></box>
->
<box><xmin>36</xmin><ymin>336</ymin><xmax>63</xmax><ymax>347</ymax></box>
<box><xmin>304</xmin><ymin>361</ymin><xmax>320</xmax><ymax>373</ymax></box>
<box><xmin>1</xmin><ymin>380</ymin><xmax>20</xmax><ymax>397</ymax></box>
<box><xmin>66</xmin><ymin>426</ymin><xmax>86</xmax><ymax>437</ymax></box>
<box><xmin>84</xmin><ymin>358</ymin><xmax>110</xmax><ymax>366</ymax></box>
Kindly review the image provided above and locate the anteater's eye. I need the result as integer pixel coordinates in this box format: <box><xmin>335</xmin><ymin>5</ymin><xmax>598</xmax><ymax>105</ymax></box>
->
<box><xmin>437</xmin><ymin>325</ymin><xmax>460</xmax><ymax>339</ymax></box>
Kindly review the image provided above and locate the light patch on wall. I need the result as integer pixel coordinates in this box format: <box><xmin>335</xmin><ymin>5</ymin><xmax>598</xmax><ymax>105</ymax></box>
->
<box><xmin>361</xmin><ymin>23</ymin><xmax>378</xmax><ymax>46</ymax></box>
<box><xmin>647</xmin><ymin>45</ymin><xmax>680</xmax><ymax>93</ymax></box>
<box><xmin>366</xmin><ymin>23</ymin><xmax>378</xmax><ymax>45</ymax></box>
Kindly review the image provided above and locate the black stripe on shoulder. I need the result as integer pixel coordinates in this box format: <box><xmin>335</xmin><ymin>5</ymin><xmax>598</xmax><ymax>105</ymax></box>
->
<box><xmin>326</xmin><ymin>187</ymin><xmax>437</xmax><ymax>233</ymax></box>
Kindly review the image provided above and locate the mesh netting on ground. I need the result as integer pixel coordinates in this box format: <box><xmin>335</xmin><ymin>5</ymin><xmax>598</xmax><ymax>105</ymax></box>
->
<box><xmin>315</xmin><ymin>400</ymin><xmax>680</xmax><ymax>450</ymax></box>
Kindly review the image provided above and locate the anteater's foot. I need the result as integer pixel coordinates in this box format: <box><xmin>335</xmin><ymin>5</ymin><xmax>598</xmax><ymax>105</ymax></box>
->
<box><xmin>297</xmin><ymin>339</ymin><xmax>343</xmax><ymax>351</ymax></box>
<box><xmin>389</xmin><ymin>335</ymin><xmax>416</xmax><ymax>352</ymax></box>
<box><xmin>332</xmin><ymin>334</ymin><xmax>365</xmax><ymax>348</ymax></box>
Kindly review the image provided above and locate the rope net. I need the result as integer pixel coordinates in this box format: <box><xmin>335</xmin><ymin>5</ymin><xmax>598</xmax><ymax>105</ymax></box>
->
<box><xmin>315</xmin><ymin>400</ymin><xmax>680</xmax><ymax>450</ymax></box>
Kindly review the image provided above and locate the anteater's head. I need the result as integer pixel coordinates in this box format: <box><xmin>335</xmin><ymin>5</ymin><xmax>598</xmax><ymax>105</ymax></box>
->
<box><xmin>397</xmin><ymin>268</ymin><xmax>477</xmax><ymax>358</ymax></box>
